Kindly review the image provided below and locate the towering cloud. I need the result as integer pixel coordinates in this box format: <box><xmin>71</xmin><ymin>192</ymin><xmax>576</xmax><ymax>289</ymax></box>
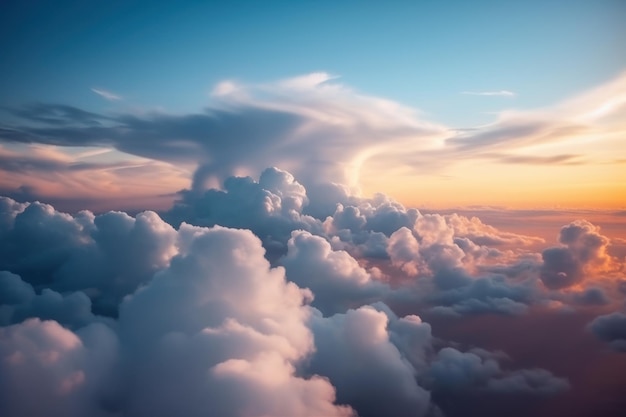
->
<box><xmin>2</xmin><ymin>72</ymin><xmax>623</xmax><ymax>211</ymax></box>
<box><xmin>540</xmin><ymin>220</ymin><xmax>617</xmax><ymax>289</ymax></box>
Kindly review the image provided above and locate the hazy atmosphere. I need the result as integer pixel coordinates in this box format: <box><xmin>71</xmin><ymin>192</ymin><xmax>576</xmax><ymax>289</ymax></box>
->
<box><xmin>1</xmin><ymin>1</ymin><xmax>625</xmax><ymax>416</ymax></box>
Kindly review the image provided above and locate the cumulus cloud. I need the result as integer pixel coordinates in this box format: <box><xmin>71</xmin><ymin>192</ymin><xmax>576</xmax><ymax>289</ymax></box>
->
<box><xmin>0</xmin><ymin>318</ymin><xmax>118</xmax><ymax>417</ymax></box>
<box><xmin>115</xmin><ymin>224</ymin><xmax>354</xmax><ymax>417</ymax></box>
<box><xmin>307</xmin><ymin>303</ymin><xmax>568</xmax><ymax>417</ymax></box>
<box><xmin>427</xmin><ymin>347</ymin><xmax>569</xmax><ymax>394</ymax></box>
<box><xmin>540</xmin><ymin>220</ymin><xmax>618</xmax><ymax>289</ymax></box>
<box><xmin>0</xmin><ymin>221</ymin><xmax>357</xmax><ymax>417</ymax></box>
<box><xmin>5</xmin><ymin>163</ymin><xmax>623</xmax><ymax>327</ymax></box>
<box><xmin>589</xmin><ymin>311</ymin><xmax>626</xmax><ymax>351</ymax></box>
<box><xmin>0</xmin><ymin>197</ymin><xmax>179</xmax><ymax>315</ymax></box>
<box><xmin>384</xmin><ymin>214</ymin><xmax>542</xmax><ymax>316</ymax></box>
<box><xmin>165</xmin><ymin>167</ymin><xmax>321</xmax><ymax>259</ymax></box>
<box><xmin>0</xmin><ymin>271</ymin><xmax>102</xmax><ymax>329</ymax></box>
<box><xmin>571</xmin><ymin>287</ymin><xmax>610</xmax><ymax>306</ymax></box>
<box><xmin>281</xmin><ymin>231</ymin><xmax>390</xmax><ymax>315</ymax></box>
<box><xmin>307</xmin><ymin>306</ymin><xmax>434</xmax><ymax>417</ymax></box>
<box><xmin>0</xmin><ymin>182</ymin><xmax>584</xmax><ymax>416</ymax></box>
<box><xmin>0</xmin><ymin>67</ymin><xmax>624</xmax><ymax>417</ymax></box>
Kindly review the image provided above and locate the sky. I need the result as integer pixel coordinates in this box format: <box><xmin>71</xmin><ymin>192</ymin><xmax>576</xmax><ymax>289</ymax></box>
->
<box><xmin>1</xmin><ymin>1</ymin><xmax>626</xmax><ymax>417</ymax></box>
<box><xmin>1</xmin><ymin>0</ymin><xmax>625</xmax><ymax>210</ymax></box>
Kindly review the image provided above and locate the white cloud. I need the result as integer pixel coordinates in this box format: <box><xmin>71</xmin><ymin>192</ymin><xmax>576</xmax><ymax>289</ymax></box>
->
<box><xmin>90</xmin><ymin>88</ymin><xmax>122</xmax><ymax>101</ymax></box>
<box><xmin>0</xmin><ymin>187</ymin><xmax>590</xmax><ymax>416</ymax></box>
<box><xmin>461</xmin><ymin>90</ymin><xmax>516</xmax><ymax>97</ymax></box>
<box><xmin>1</xmin><ymin>72</ymin><xmax>622</xmax><ymax>206</ymax></box>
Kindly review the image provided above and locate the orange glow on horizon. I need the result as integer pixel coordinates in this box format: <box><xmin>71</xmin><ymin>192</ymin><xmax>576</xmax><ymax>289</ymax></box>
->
<box><xmin>360</xmin><ymin>158</ymin><xmax>626</xmax><ymax>211</ymax></box>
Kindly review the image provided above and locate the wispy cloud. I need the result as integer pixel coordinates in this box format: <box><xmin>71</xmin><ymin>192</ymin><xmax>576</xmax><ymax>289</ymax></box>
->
<box><xmin>91</xmin><ymin>87</ymin><xmax>122</xmax><ymax>101</ymax></box>
<box><xmin>481</xmin><ymin>153</ymin><xmax>585</xmax><ymax>165</ymax></box>
<box><xmin>1</xmin><ymin>72</ymin><xmax>624</xmax><ymax>199</ymax></box>
<box><xmin>461</xmin><ymin>90</ymin><xmax>516</xmax><ymax>97</ymax></box>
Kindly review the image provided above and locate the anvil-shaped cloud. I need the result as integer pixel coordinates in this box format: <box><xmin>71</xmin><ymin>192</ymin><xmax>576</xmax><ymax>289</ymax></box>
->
<box><xmin>1</xmin><ymin>72</ymin><xmax>624</xmax><ymax>209</ymax></box>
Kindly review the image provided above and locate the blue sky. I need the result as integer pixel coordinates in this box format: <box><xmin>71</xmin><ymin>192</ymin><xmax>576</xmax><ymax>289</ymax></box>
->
<box><xmin>2</xmin><ymin>0</ymin><xmax>624</xmax><ymax>126</ymax></box>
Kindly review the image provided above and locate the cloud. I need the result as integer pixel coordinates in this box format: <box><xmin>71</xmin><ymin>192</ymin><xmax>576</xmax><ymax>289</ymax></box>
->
<box><xmin>0</xmin><ymin>73</ymin><xmax>448</xmax><ymax>191</ymax></box>
<box><xmin>589</xmin><ymin>311</ymin><xmax>626</xmax><ymax>351</ymax></box>
<box><xmin>3</xmin><ymin>103</ymin><xmax>108</xmax><ymax>126</ymax></box>
<box><xmin>481</xmin><ymin>153</ymin><xmax>584</xmax><ymax>165</ymax></box>
<box><xmin>0</xmin><ymin>145</ymin><xmax>145</xmax><ymax>174</ymax></box>
<box><xmin>427</xmin><ymin>347</ymin><xmax>569</xmax><ymax>394</ymax></box>
<box><xmin>0</xmin><ymin>72</ymin><xmax>623</xmax><ymax>211</ymax></box>
<box><xmin>448</xmin><ymin>72</ymin><xmax>626</xmax><ymax>158</ymax></box>
<box><xmin>571</xmin><ymin>287</ymin><xmax>610</xmax><ymax>306</ymax></box>
<box><xmin>0</xmin><ymin>318</ymin><xmax>118</xmax><ymax>417</ymax></box>
<box><xmin>0</xmin><ymin>73</ymin><xmax>623</xmax><ymax>417</ymax></box>
<box><xmin>382</xmin><ymin>213</ymin><xmax>543</xmax><ymax>317</ymax></box>
<box><xmin>307</xmin><ymin>303</ymin><xmax>568</xmax><ymax>417</ymax></box>
<box><xmin>461</xmin><ymin>90</ymin><xmax>516</xmax><ymax>97</ymax></box>
<box><xmin>0</xmin><ymin>271</ymin><xmax>104</xmax><ymax>329</ymax></box>
<box><xmin>0</xmin><ymin>219</ymin><xmax>357</xmax><ymax>417</ymax></box>
<box><xmin>307</xmin><ymin>306</ymin><xmax>434</xmax><ymax>417</ymax></box>
<box><xmin>3</xmin><ymin>165</ymin><xmax>623</xmax><ymax>325</ymax></box>
<box><xmin>540</xmin><ymin>220</ymin><xmax>618</xmax><ymax>290</ymax></box>
<box><xmin>90</xmin><ymin>88</ymin><xmax>122</xmax><ymax>101</ymax></box>
<box><xmin>0</xmin><ymin>197</ymin><xmax>179</xmax><ymax>315</ymax></box>
<box><xmin>0</xmin><ymin>145</ymin><xmax>189</xmax><ymax>212</ymax></box>
<box><xmin>0</xmin><ymin>181</ymin><xmax>586</xmax><ymax>416</ymax></box>
<box><xmin>115</xmin><ymin>224</ymin><xmax>354</xmax><ymax>417</ymax></box>
<box><xmin>281</xmin><ymin>231</ymin><xmax>391</xmax><ymax>315</ymax></box>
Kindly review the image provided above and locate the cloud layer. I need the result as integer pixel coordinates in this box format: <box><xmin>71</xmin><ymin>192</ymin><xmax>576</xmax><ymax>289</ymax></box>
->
<box><xmin>2</xmin><ymin>165</ymin><xmax>625</xmax><ymax>416</ymax></box>
<box><xmin>0</xmin><ymin>73</ymin><xmax>626</xmax><ymax>417</ymax></box>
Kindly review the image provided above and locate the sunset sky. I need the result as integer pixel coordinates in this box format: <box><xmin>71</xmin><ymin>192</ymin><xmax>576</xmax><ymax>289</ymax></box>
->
<box><xmin>1</xmin><ymin>0</ymin><xmax>624</xmax><ymax>210</ymax></box>
<box><xmin>1</xmin><ymin>2</ymin><xmax>626</xmax><ymax>417</ymax></box>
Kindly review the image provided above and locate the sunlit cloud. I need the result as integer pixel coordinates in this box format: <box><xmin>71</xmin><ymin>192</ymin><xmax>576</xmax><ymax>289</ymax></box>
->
<box><xmin>0</xmin><ymin>72</ymin><xmax>624</xmax><ymax>209</ymax></box>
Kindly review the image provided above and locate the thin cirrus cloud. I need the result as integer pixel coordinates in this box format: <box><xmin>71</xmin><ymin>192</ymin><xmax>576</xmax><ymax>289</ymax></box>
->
<box><xmin>0</xmin><ymin>144</ymin><xmax>189</xmax><ymax>211</ymax></box>
<box><xmin>479</xmin><ymin>153</ymin><xmax>585</xmax><ymax>165</ymax></box>
<box><xmin>447</xmin><ymin>72</ymin><xmax>626</xmax><ymax>154</ymax></box>
<box><xmin>461</xmin><ymin>90</ymin><xmax>517</xmax><ymax>97</ymax></box>
<box><xmin>90</xmin><ymin>87</ymin><xmax>122</xmax><ymax>101</ymax></box>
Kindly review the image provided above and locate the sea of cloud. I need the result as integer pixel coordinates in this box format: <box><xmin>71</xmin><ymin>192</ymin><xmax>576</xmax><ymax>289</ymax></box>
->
<box><xmin>1</xmin><ymin>166</ymin><xmax>624</xmax><ymax>416</ymax></box>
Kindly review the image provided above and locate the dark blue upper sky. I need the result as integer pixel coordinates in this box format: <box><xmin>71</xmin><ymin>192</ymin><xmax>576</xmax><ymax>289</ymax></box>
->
<box><xmin>2</xmin><ymin>0</ymin><xmax>624</xmax><ymax>126</ymax></box>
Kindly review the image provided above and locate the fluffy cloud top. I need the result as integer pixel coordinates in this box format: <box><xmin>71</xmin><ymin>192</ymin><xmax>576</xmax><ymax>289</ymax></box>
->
<box><xmin>0</xmin><ymin>172</ymin><xmax>595</xmax><ymax>416</ymax></box>
<box><xmin>540</xmin><ymin>220</ymin><xmax>618</xmax><ymax>289</ymax></box>
<box><xmin>0</xmin><ymin>198</ymin><xmax>178</xmax><ymax>315</ymax></box>
<box><xmin>1</xmin><ymin>221</ymin><xmax>355</xmax><ymax>417</ymax></box>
